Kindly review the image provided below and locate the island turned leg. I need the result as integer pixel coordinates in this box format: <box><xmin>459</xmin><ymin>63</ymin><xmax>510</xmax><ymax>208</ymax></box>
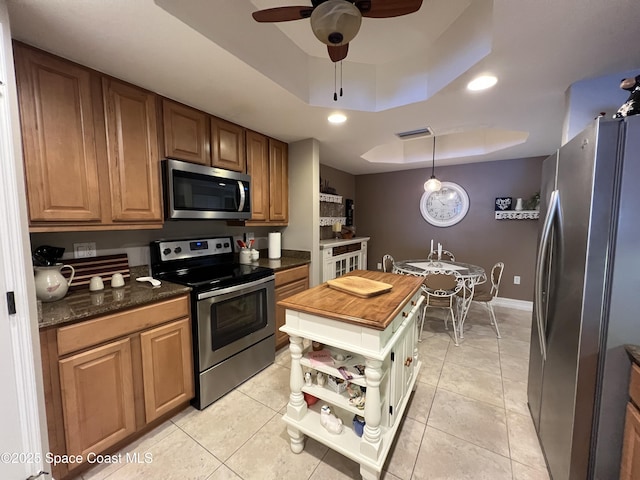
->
<box><xmin>361</xmin><ymin>357</ymin><xmax>383</xmax><ymax>461</ymax></box>
<box><xmin>287</xmin><ymin>335</ymin><xmax>307</xmax><ymax>453</ymax></box>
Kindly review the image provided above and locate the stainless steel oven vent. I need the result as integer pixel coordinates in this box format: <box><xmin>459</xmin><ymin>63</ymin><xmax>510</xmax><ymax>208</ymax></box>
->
<box><xmin>395</xmin><ymin>126</ymin><xmax>434</xmax><ymax>140</ymax></box>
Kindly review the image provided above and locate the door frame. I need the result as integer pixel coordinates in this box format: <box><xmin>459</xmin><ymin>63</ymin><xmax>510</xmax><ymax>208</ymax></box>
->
<box><xmin>0</xmin><ymin>6</ymin><xmax>49</xmax><ymax>479</ymax></box>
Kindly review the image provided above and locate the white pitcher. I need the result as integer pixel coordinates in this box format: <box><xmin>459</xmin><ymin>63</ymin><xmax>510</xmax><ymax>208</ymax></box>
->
<box><xmin>34</xmin><ymin>264</ymin><xmax>75</xmax><ymax>302</ymax></box>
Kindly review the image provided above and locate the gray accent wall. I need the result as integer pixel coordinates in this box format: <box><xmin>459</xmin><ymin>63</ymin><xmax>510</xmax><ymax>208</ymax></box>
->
<box><xmin>356</xmin><ymin>156</ymin><xmax>546</xmax><ymax>301</ymax></box>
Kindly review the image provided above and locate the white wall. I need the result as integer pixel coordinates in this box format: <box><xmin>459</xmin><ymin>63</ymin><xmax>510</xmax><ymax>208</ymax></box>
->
<box><xmin>284</xmin><ymin>138</ymin><xmax>320</xmax><ymax>285</ymax></box>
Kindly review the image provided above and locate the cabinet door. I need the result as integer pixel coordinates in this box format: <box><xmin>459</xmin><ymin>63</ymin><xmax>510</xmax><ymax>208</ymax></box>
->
<box><xmin>621</xmin><ymin>402</ymin><xmax>640</xmax><ymax>480</ymax></box>
<box><xmin>14</xmin><ymin>44</ymin><xmax>102</xmax><ymax>222</ymax></box>
<box><xmin>162</xmin><ymin>99</ymin><xmax>210</xmax><ymax>165</ymax></box>
<box><xmin>103</xmin><ymin>78</ymin><xmax>163</xmax><ymax>222</ymax></box>
<box><xmin>269</xmin><ymin>138</ymin><xmax>288</xmax><ymax>223</ymax></box>
<box><xmin>246</xmin><ymin>130</ymin><xmax>269</xmax><ymax>221</ymax></box>
<box><xmin>388</xmin><ymin>313</ymin><xmax>417</xmax><ymax>426</ymax></box>
<box><xmin>58</xmin><ymin>337</ymin><xmax>136</xmax><ymax>457</ymax></box>
<box><xmin>275</xmin><ymin>278</ymin><xmax>309</xmax><ymax>350</ymax></box>
<box><xmin>140</xmin><ymin>318</ymin><xmax>194</xmax><ymax>422</ymax></box>
<box><xmin>211</xmin><ymin>116</ymin><xmax>245</xmax><ymax>172</ymax></box>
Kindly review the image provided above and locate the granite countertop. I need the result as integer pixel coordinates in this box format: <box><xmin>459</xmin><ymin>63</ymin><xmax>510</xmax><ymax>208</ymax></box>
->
<box><xmin>39</xmin><ymin>266</ymin><xmax>191</xmax><ymax>329</ymax></box>
<box><xmin>254</xmin><ymin>249</ymin><xmax>311</xmax><ymax>271</ymax></box>
<box><xmin>626</xmin><ymin>345</ymin><xmax>640</xmax><ymax>366</ymax></box>
<box><xmin>39</xmin><ymin>253</ymin><xmax>311</xmax><ymax>329</ymax></box>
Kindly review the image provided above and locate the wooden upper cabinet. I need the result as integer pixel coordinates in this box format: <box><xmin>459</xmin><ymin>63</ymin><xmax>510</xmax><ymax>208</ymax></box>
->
<box><xmin>162</xmin><ymin>99</ymin><xmax>210</xmax><ymax>165</ymax></box>
<box><xmin>211</xmin><ymin>116</ymin><xmax>246</xmax><ymax>172</ymax></box>
<box><xmin>246</xmin><ymin>130</ymin><xmax>269</xmax><ymax>221</ymax></box>
<box><xmin>14</xmin><ymin>43</ymin><xmax>102</xmax><ymax>223</ymax></box>
<box><xmin>102</xmin><ymin>78</ymin><xmax>163</xmax><ymax>223</ymax></box>
<box><xmin>245</xmin><ymin>132</ymin><xmax>289</xmax><ymax>225</ymax></box>
<box><xmin>269</xmin><ymin>138</ymin><xmax>289</xmax><ymax>223</ymax></box>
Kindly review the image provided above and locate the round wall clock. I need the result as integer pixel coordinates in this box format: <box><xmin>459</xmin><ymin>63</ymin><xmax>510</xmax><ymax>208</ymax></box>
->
<box><xmin>420</xmin><ymin>181</ymin><xmax>470</xmax><ymax>227</ymax></box>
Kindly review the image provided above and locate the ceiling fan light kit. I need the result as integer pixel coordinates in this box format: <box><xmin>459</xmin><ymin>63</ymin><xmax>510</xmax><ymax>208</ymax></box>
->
<box><xmin>310</xmin><ymin>0</ymin><xmax>362</xmax><ymax>45</ymax></box>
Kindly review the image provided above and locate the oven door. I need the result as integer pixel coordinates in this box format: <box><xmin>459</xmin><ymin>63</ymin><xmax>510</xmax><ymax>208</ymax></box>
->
<box><xmin>196</xmin><ymin>276</ymin><xmax>275</xmax><ymax>371</ymax></box>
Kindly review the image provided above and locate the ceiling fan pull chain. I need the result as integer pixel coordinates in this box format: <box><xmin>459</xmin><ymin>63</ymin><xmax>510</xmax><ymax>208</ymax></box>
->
<box><xmin>340</xmin><ymin>61</ymin><xmax>343</xmax><ymax>97</ymax></box>
<box><xmin>334</xmin><ymin>63</ymin><xmax>338</xmax><ymax>101</ymax></box>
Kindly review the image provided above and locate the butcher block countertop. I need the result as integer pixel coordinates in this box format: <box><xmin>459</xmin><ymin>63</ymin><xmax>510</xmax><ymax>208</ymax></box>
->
<box><xmin>277</xmin><ymin>270</ymin><xmax>423</xmax><ymax>331</ymax></box>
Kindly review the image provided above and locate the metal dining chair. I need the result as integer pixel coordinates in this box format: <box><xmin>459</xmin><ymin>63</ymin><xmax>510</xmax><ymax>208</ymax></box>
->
<box><xmin>419</xmin><ymin>270</ymin><xmax>464</xmax><ymax>345</ymax></box>
<box><xmin>427</xmin><ymin>250</ymin><xmax>455</xmax><ymax>261</ymax></box>
<box><xmin>470</xmin><ymin>262</ymin><xmax>504</xmax><ymax>338</ymax></box>
<box><xmin>382</xmin><ymin>254</ymin><xmax>395</xmax><ymax>273</ymax></box>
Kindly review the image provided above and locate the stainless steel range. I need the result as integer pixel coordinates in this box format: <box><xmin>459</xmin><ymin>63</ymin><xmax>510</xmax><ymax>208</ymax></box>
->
<box><xmin>150</xmin><ymin>236</ymin><xmax>275</xmax><ymax>410</ymax></box>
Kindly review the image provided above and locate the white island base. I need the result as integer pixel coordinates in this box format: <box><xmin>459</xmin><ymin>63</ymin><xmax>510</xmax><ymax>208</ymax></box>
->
<box><xmin>279</xmin><ymin>273</ymin><xmax>424</xmax><ymax>480</ymax></box>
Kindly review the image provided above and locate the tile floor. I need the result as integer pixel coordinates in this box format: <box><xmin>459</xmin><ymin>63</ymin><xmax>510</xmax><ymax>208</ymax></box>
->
<box><xmin>79</xmin><ymin>303</ymin><xmax>550</xmax><ymax>480</ymax></box>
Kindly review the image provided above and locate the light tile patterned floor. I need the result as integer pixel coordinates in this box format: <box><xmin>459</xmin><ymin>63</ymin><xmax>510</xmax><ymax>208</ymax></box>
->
<box><xmin>80</xmin><ymin>303</ymin><xmax>550</xmax><ymax>480</ymax></box>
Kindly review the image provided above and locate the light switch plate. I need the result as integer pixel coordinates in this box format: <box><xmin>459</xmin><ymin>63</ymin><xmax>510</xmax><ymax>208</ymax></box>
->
<box><xmin>513</xmin><ymin>275</ymin><xmax>521</xmax><ymax>285</ymax></box>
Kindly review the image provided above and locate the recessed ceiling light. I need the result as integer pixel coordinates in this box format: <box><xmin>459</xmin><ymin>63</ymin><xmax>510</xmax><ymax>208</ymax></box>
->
<box><xmin>467</xmin><ymin>75</ymin><xmax>498</xmax><ymax>91</ymax></box>
<box><xmin>328</xmin><ymin>113</ymin><xmax>347</xmax><ymax>124</ymax></box>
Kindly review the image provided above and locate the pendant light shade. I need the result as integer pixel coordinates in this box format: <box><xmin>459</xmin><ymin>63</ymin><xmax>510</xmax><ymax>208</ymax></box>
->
<box><xmin>424</xmin><ymin>136</ymin><xmax>442</xmax><ymax>192</ymax></box>
<box><xmin>310</xmin><ymin>0</ymin><xmax>362</xmax><ymax>45</ymax></box>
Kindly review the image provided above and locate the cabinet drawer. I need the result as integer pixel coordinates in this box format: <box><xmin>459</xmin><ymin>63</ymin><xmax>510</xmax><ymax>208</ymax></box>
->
<box><xmin>57</xmin><ymin>295</ymin><xmax>189</xmax><ymax>356</ymax></box>
<box><xmin>630</xmin><ymin>363</ymin><xmax>640</xmax><ymax>407</ymax></box>
<box><xmin>275</xmin><ymin>264</ymin><xmax>309</xmax><ymax>287</ymax></box>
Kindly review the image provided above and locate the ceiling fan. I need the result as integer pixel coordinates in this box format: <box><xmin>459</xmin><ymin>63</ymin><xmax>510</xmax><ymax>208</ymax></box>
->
<box><xmin>252</xmin><ymin>0</ymin><xmax>424</xmax><ymax>62</ymax></box>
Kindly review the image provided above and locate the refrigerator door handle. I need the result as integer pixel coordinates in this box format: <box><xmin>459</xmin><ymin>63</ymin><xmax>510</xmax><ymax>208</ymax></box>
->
<box><xmin>534</xmin><ymin>189</ymin><xmax>559</xmax><ymax>361</ymax></box>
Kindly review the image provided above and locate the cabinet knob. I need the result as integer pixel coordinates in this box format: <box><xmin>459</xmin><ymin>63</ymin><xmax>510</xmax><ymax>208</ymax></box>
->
<box><xmin>402</xmin><ymin>311</ymin><xmax>408</xmax><ymax>317</ymax></box>
<box><xmin>404</xmin><ymin>357</ymin><xmax>413</xmax><ymax>366</ymax></box>
<box><xmin>411</xmin><ymin>300</ymin><xmax>416</xmax><ymax>306</ymax></box>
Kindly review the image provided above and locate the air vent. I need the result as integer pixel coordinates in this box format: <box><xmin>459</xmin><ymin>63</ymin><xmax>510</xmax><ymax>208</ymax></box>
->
<box><xmin>395</xmin><ymin>126</ymin><xmax>434</xmax><ymax>140</ymax></box>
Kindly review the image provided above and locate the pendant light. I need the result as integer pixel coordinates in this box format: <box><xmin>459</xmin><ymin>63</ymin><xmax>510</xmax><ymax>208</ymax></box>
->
<box><xmin>424</xmin><ymin>136</ymin><xmax>442</xmax><ymax>192</ymax></box>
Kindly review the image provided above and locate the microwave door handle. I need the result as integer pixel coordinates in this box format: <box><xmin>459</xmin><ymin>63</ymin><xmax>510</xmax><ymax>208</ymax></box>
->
<box><xmin>237</xmin><ymin>181</ymin><xmax>246</xmax><ymax>212</ymax></box>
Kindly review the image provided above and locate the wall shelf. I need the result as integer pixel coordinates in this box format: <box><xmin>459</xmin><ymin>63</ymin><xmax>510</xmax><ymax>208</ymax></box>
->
<box><xmin>495</xmin><ymin>210</ymin><xmax>540</xmax><ymax>220</ymax></box>
<box><xmin>320</xmin><ymin>216</ymin><xmax>346</xmax><ymax>227</ymax></box>
<box><xmin>320</xmin><ymin>193</ymin><xmax>343</xmax><ymax>204</ymax></box>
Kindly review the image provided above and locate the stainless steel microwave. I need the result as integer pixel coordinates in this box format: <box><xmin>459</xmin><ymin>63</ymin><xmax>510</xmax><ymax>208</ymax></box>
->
<box><xmin>163</xmin><ymin>158</ymin><xmax>251</xmax><ymax>220</ymax></box>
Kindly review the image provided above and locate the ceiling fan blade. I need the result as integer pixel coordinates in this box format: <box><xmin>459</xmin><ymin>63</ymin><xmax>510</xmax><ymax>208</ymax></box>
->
<box><xmin>328</xmin><ymin>44</ymin><xmax>349</xmax><ymax>62</ymax></box>
<box><xmin>356</xmin><ymin>0</ymin><xmax>423</xmax><ymax>18</ymax></box>
<box><xmin>252</xmin><ymin>6</ymin><xmax>314</xmax><ymax>23</ymax></box>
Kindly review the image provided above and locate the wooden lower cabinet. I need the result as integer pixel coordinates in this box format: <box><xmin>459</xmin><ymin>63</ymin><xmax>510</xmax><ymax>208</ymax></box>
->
<box><xmin>58</xmin><ymin>338</ymin><xmax>136</xmax><ymax>457</ymax></box>
<box><xmin>140</xmin><ymin>318</ymin><xmax>194</xmax><ymax>422</ymax></box>
<box><xmin>40</xmin><ymin>295</ymin><xmax>193</xmax><ymax>479</ymax></box>
<box><xmin>274</xmin><ymin>265</ymin><xmax>309</xmax><ymax>350</ymax></box>
<box><xmin>620</xmin><ymin>363</ymin><xmax>640</xmax><ymax>479</ymax></box>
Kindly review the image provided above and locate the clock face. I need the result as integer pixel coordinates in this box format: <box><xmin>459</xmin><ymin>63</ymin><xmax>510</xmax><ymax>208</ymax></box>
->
<box><xmin>420</xmin><ymin>182</ymin><xmax>470</xmax><ymax>227</ymax></box>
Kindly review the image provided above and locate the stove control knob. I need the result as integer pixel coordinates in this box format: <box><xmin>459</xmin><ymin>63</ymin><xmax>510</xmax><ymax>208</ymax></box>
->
<box><xmin>216</xmin><ymin>243</ymin><xmax>222</xmax><ymax>249</ymax></box>
<box><xmin>163</xmin><ymin>248</ymin><xmax>171</xmax><ymax>256</ymax></box>
<box><xmin>174</xmin><ymin>247</ymin><xmax>182</xmax><ymax>254</ymax></box>
<box><xmin>224</xmin><ymin>242</ymin><xmax>230</xmax><ymax>248</ymax></box>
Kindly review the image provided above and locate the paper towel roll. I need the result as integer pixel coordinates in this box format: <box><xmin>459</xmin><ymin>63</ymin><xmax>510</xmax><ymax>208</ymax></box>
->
<box><xmin>268</xmin><ymin>232</ymin><xmax>281</xmax><ymax>259</ymax></box>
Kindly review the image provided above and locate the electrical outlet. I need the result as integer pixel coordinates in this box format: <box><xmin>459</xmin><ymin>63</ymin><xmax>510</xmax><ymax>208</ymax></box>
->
<box><xmin>244</xmin><ymin>232</ymin><xmax>255</xmax><ymax>244</ymax></box>
<box><xmin>513</xmin><ymin>275</ymin><xmax>521</xmax><ymax>285</ymax></box>
<box><xmin>73</xmin><ymin>242</ymin><xmax>96</xmax><ymax>258</ymax></box>
<box><xmin>377</xmin><ymin>262</ymin><xmax>382</xmax><ymax>270</ymax></box>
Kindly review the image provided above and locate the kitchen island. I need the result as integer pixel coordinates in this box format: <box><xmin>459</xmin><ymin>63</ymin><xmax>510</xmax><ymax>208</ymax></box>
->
<box><xmin>278</xmin><ymin>270</ymin><xmax>424</xmax><ymax>480</ymax></box>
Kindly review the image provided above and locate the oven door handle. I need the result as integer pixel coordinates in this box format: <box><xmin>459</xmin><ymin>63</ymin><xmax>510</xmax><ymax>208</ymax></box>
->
<box><xmin>197</xmin><ymin>274</ymin><xmax>275</xmax><ymax>300</ymax></box>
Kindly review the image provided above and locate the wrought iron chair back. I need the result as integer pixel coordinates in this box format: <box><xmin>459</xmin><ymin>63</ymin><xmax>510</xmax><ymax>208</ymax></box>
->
<box><xmin>420</xmin><ymin>269</ymin><xmax>464</xmax><ymax>345</ymax></box>
<box><xmin>427</xmin><ymin>250</ymin><xmax>455</xmax><ymax>261</ymax></box>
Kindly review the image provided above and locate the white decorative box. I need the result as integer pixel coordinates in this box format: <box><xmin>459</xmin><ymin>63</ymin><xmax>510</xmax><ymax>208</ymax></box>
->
<box><xmin>327</xmin><ymin>375</ymin><xmax>347</xmax><ymax>394</ymax></box>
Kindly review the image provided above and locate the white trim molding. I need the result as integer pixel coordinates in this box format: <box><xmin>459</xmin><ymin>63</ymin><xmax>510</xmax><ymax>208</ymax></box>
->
<box><xmin>492</xmin><ymin>296</ymin><xmax>533</xmax><ymax>311</ymax></box>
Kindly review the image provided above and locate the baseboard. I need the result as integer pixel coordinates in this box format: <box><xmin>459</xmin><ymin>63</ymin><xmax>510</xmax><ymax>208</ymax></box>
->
<box><xmin>492</xmin><ymin>297</ymin><xmax>533</xmax><ymax>311</ymax></box>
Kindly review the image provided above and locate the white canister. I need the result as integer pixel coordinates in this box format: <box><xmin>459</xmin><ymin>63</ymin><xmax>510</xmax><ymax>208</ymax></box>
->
<box><xmin>250</xmin><ymin>249</ymin><xmax>259</xmax><ymax>261</ymax></box>
<box><xmin>515</xmin><ymin>198</ymin><xmax>524</xmax><ymax>211</ymax></box>
<box><xmin>239</xmin><ymin>249</ymin><xmax>252</xmax><ymax>264</ymax></box>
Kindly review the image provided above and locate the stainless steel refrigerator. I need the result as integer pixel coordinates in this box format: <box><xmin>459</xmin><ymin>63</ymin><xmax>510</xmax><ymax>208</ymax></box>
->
<box><xmin>527</xmin><ymin>115</ymin><xmax>640</xmax><ymax>480</ymax></box>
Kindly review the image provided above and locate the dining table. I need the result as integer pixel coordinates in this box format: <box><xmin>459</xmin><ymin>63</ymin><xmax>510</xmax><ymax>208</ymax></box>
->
<box><xmin>392</xmin><ymin>259</ymin><xmax>487</xmax><ymax>338</ymax></box>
